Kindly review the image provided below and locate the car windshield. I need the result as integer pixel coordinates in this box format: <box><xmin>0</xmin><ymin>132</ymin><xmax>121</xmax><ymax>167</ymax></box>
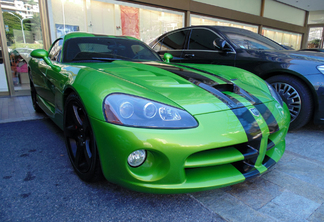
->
<box><xmin>63</xmin><ymin>37</ymin><xmax>162</xmax><ymax>63</ymax></box>
<box><xmin>222</xmin><ymin>29</ymin><xmax>285</xmax><ymax>50</ymax></box>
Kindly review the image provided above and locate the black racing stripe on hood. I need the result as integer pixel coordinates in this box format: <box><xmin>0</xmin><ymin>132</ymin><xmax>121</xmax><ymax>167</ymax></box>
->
<box><xmin>142</xmin><ymin>63</ymin><xmax>221</xmax><ymax>85</ymax></box>
<box><xmin>176</xmin><ymin>64</ymin><xmax>279</xmax><ymax>133</ymax></box>
<box><xmin>229</xmin><ymin>99</ymin><xmax>262</xmax><ymax>145</ymax></box>
<box><xmin>255</xmin><ymin>104</ymin><xmax>279</xmax><ymax>133</ymax></box>
<box><xmin>186</xmin><ymin>79</ymin><xmax>237</xmax><ymax>108</ymax></box>
<box><xmin>176</xmin><ymin>64</ymin><xmax>232</xmax><ymax>84</ymax></box>
<box><xmin>144</xmin><ymin>63</ymin><xmax>267</xmax><ymax>179</ymax></box>
<box><xmin>144</xmin><ymin>62</ymin><xmax>263</xmax><ymax>143</ymax></box>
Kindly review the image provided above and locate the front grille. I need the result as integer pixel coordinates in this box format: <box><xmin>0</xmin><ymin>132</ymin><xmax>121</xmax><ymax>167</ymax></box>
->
<box><xmin>184</xmin><ymin>137</ymin><xmax>277</xmax><ymax>180</ymax></box>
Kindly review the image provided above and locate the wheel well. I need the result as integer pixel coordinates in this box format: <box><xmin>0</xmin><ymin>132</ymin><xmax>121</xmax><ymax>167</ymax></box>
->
<box><xmin>63</xmin><ymin>88</ymin><xmax>76</xmax><ymax>108</ymax></box>
<box><xmin>265</xmin><ymin>72</ymin><xmax>318</xmax><ymax>110</ymax></box>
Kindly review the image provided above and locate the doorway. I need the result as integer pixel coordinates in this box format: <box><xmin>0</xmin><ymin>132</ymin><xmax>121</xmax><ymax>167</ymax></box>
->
<box><xmin>0</xmin><ymin>1</ymin><xmax>44</xmax><ymax>96</ymax></box>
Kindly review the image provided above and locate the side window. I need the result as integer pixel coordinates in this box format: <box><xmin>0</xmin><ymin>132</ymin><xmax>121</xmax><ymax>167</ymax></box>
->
<box><xmin>49</xmin><ymin>39</ymin><xmax>63</xmax><ymax>62</ymax></box>
<box><xmin>189</xmin><ymin>29</ymin><xmax>219</xmax><ymax>50</ymax></box>
<box><xmin>226</xmin><ymin>33</ymin><xmax>277</xmax><ymax>50</ymax></box>
<box><xmin>160</xmin><ymin>30</ymin><xmax>189</xmax><ymax>51</ymax></box>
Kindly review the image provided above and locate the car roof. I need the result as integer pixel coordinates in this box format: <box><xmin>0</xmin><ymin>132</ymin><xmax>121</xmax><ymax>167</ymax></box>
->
<box><xmin>158</xmin><ymin>25</ymin><xmax>255</xmax><ymax>39</ymax></box>
<box><xmin>168</xmin><ymin>25</ymin><xmax>254</xmax><ymax>32</ymax></box>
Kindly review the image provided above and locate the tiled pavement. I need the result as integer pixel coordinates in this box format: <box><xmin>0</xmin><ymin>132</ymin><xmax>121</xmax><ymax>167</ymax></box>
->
<box><xmin>1</xmin><ymin>96</ymin><xmax>324</xmax><ymax>221</ymax></box>
<box><xmin>192</xmin><ymin>124</ymin><xmax>324</xmax><ymax>221</ymax></box>
<box><xmin>0</xmin><ymin>96</ymin><xmax>46</xmax><ymax>123</ymax></box>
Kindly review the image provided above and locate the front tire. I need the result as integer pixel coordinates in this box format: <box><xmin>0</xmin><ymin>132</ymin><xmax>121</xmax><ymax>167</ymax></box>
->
<box><xmin>266</xmin><ymin>75</ymin><xmax>313</xmax><ymax>130</ymax></box>
<box><xmin>64</xmin><ymin>93</ymin><xmax>103</xmax><ymax>182</ymax></box>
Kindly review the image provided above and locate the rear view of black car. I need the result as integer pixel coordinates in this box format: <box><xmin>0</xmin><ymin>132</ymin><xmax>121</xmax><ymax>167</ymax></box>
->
<box><xmin>149</xmin><ymin>26</ymin><xmax>324</xmax><ymax>130</ymax></box>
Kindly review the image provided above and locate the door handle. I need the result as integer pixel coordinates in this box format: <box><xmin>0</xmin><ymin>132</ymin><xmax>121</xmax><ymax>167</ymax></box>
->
<box><xmin>184</xmin><ymin>54</ymin><xmax>195</xmax><ymax>58</ymax></box>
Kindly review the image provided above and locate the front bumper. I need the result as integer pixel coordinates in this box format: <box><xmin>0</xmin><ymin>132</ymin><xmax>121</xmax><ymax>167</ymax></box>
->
<box><xmin>90</xmin><ymin>102</ymin><xmax>290</xmax><ymax>194</ymax></box>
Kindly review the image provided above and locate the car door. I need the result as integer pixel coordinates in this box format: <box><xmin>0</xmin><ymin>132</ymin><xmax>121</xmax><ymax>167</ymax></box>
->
<box><xmin>42</xmin><ymin>39</ymin><xmax>63</xmax><ymax>111</ymax></box>
<box><xmin>181</xmin><ymin>28</ymin><xmax>236</xmax><ymax>66</ymax></box>
<box><xmin>154</xmin><ymin>30</ymin><xmax>190</xmax><ymax>63</ymax></box>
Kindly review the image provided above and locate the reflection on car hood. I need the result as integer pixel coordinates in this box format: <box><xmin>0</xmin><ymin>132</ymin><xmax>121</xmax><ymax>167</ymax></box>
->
<box><xmin>248</xmin><ymin>49</ymin><xmax>324</xmax><ymax>62</ymax></box>
<box><xmin>86</xmin><ymin>61</ymin><xmax>273</xmax><ymax>115</ymax></box>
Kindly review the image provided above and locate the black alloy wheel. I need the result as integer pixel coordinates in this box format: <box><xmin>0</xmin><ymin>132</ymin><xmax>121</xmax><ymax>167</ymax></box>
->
<box><xmin>64</xmin><ymin>93</ymin><xmax>103</xmax><ymax>182</ymax></box>
<box><xmin>29</xmin><ymin>80</ymin><xmax>42</xmax><ymax>112</ymax></box>
<box><xmin>267</xmin><ymin>75</ymin><xmax>313</xmax><ymax>130</ymax></box>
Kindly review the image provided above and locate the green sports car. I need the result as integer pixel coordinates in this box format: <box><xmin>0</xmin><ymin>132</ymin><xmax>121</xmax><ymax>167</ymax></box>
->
<box><xmin>28</xmin><ymin>32</ymin><xmax>290</xmax><ymax>194</ymax></box>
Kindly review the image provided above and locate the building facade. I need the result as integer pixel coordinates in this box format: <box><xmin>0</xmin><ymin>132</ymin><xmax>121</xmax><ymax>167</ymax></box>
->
<box><xmin>0</xmin><ymin>0</ymin><xmax>324</xmax><ymax>96</ymax></box>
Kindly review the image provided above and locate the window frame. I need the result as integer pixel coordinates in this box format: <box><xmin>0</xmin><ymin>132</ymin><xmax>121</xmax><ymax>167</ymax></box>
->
<box><xmin>186</xmin><ymin>27</ymin><xmax>236</xmax><ymax>53</ymax></box>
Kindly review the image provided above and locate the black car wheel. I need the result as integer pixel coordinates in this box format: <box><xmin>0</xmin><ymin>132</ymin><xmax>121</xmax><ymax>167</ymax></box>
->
<box><xmin>30</xmin><ymin>80</ymin><xmax>42</xmax><ymax>113</ymax></box>
<box><xmin>266</xmin><ymin>75</ymin><xmax>313</xmax><ymax>130</ymax></box>
<box><xmin>64</xmin><ymin>93</ymin><xmax>103</xmax><ymax>182</ymax></box>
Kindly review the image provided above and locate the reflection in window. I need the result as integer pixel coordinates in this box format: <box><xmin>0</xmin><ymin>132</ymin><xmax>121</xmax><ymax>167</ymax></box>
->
<box><xmin>228</xmin><ymin>34</ymin><xmax>277</xmax><ymax>50</ymax></box>
<box><xmin>63</xmin><ymin>37</ymin><xmax>161</xmax><ymax>63</ymax></box>
<box><xmin>49</xmin><ymin>0</ymin><xmax>184</xmax><ymax>44</ymax></box>
<box><xmin>262</xmin><ymin>27</ymin><xmax>302</xmax><ymax>50</ymax></box>
<box><xmin>1</xmin><ymin>0</ymin><xmax>43</xmax><ymax>91</ymax></box>
<box><xmin>223</xmin><ymin>29</ymin><xmax>284</xmax><ymax>50</ymax></box>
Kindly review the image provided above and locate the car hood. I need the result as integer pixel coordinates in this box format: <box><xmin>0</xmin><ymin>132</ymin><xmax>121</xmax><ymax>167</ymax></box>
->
<box><xmin>85</xmin><ymin>61</ymin><xmax>273</xmax><ymax>115</ymax></box>
<box><xmin>247</xmin><ymin>49</ymin><xmax>324</xmax><ymax>63</ymax></box>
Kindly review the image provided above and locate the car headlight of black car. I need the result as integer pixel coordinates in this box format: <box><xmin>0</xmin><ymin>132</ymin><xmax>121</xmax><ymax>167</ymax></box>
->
<box><xmin>317</xmin><ymin>65</ymin><xmax>324</xmax><ymax>74</ymax></box>
<box><xmin>103</xmin><ymin>93</ymin><xmax>198</xmax><ymax>128</ymax></box>
<box><xmin>266</xmin><ymin>82</ymin><xmax>283</xmax><ymax>107</ymax></box>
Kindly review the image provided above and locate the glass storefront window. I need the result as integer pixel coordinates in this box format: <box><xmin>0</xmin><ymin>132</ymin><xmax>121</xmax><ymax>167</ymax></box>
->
<box><xmin>191</xmin><ymin>15</ymin><xmax>259</xmax><ymax>33</ymax></box>
<box><xmin>48</xmin><ymin>0</ymin><xmax>184</xmax><ymax>44</ymax></box>
<box><xmin>262</xmin><ymin>27</ymin><xmax>302</xmax><ymax>50</ymax></box>
<box><xmin>1</xmin><ymin>0</ymin><xmax>43</xmax><ymax>94</ymax></box>
<box><xmin>0</xmin><ymin>38</ymin><xmax>9</xmax><ymax>93</ymax></box>
<box><xmin>307</xmin><ymin>27</ymin><xmax>324</xmax><ymax>49</ymax></box>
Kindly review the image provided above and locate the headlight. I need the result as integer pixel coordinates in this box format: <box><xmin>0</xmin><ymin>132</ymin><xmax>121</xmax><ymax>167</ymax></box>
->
<box><xmin>317</xmin><ymin>65</ymin><xmax>324</xmax><ymax>74</ymax></box>
<box><xmin>103</xmin><ymin>93</ymin><xmax>198</xmax><ymax>128</ymax></box>
<box><xmin>266</xmin><ymin>82</ymin><xmax>283</xmax><ymax>107</ymax></box>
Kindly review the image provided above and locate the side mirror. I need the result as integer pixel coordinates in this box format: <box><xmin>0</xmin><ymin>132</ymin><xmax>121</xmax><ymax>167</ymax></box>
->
<box><xmin>31</xmin><ymin>49</ymin><xmax>61</xmax><ymax>72</ymax></box>
<box><xmin>213</xmin><ymin>39</ymin><xmax>227</xmax><ymax>50</ymax></box>
<box><xmin>163</xmin><ymin>53</ymin><xmax>173</xmax><ymax>63</ymax></box>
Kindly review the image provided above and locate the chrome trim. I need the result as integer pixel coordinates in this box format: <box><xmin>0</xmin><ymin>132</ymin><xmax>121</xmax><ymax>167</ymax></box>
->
<box><xmin>152</xmin><ymin>26</ymin><xmax>236</xmax><ymax>54</ymax></box>
<box><xmin>182</xmin><ymin>49</ymin><xmax>236</xmax><ymax>54</ymax></box>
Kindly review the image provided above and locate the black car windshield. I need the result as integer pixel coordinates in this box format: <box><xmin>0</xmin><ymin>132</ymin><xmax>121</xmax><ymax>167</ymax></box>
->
<box><xmin>63</xmin><ymin>37</ymin><xmax>162</xmax><ymax>63</ymax></box>
<box><xmin>222</xmin><ymin>30</ymin><xmax>285</xmax><ymax>51</ymax></box>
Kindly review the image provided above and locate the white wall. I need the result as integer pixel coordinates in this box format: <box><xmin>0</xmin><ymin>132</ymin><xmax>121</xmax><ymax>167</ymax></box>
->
<box><xmin>308</xmin><ymin>10</ymin><xmax>324</xmax><ymax>24</ymax></box>
<box><xmin>193</xmin><ymin>0</ymin><xmax>262</xmax><ymax>16</ymax></box>
<box><xmin>264</xmin><ymin>0</ymin><xmax>306</xmax><ymax>26</ymax></box>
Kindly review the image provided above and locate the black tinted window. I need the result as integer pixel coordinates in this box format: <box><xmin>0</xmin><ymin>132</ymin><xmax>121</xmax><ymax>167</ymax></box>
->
<box><xmin>189</xmin><ymin>29</ymin><xmax>218</xmax><ymax>50</ymax></box>
<box><xmin>221</xmin><ymin>28</ymin><xmax>284</xmax><ymax>50</ymax></box>
<box><xmin>161</xmin><ymin>31</ymin><xmax>189</xmax><ymax>50</ymax></box>
<box><xmin>63</xmin><ymin>37</ymin><xmax>161</xmax><ymax>63</ymax></box>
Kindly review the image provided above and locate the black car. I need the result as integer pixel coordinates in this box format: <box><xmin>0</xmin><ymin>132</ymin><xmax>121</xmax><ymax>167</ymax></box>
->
<box><xmin>299</xmin><ymin>48</ymin><xmax>324</xmax><ymax>53</ymax></box>
<box><xmin>149</xmin><ymin>26</ymin><xmax>324</xmax><ymax>130</ymax></box>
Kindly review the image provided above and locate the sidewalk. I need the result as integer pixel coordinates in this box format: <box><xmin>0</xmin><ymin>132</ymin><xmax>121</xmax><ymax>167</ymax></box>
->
<box><xmin>0</xmin><ymin>96</ymin><xmax>46</xmax><ymax>124</ymax></box>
